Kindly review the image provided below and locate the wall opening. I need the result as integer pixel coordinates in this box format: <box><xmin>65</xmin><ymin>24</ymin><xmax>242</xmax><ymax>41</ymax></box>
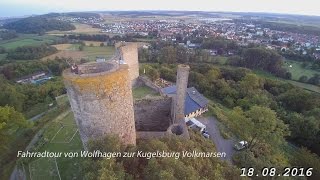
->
<box><xmin>171</xmin><ymin>125</ymin><xmax>184</xmax><ymax>135</ymax></box>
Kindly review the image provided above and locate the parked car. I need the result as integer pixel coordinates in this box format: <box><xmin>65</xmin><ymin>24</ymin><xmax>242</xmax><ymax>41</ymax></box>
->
<box><xmin>201</xmin><ymin>130</ymin><xmax>210</xmax><ymax>138</ymax></box>
<box><xmin>234</xmin><ymin>141</ymin><xmax>248</xmax><ymax>150</ymax></box>
<box><xmin>185</xmin><ymin>117</ymin><xmax>209</xmax><ymax>138</ymax></box>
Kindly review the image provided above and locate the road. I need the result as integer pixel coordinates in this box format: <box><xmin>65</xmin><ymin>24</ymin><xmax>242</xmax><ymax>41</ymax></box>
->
<box><xmin>197</xmin><ymin>116</ymin><xmax>235</xmax><ymax>163</ymax></box>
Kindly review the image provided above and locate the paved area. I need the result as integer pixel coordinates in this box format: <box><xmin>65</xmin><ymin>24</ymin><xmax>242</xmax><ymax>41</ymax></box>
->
<box><xmin>197</xmin><ymin>116</ymin><xmax>235</xmax><ymax>163</ymax></box>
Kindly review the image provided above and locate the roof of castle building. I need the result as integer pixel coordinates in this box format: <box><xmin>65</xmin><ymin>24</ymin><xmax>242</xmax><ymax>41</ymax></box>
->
<box><xmin>161</xmin><ymin>85</ymin><xmax>209</xmax><ymax>115</ymax></box>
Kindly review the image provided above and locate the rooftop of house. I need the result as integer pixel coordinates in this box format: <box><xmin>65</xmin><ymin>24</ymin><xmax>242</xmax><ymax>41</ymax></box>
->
<box><xmin>15</xmin><ymin>71</ymin><xmax>47</xmax><ymax>82</ymax></box>
<box><xmin>161</xmin><ymin>85</ymin><xmax>209</xmax><ymax>115</ymax></box>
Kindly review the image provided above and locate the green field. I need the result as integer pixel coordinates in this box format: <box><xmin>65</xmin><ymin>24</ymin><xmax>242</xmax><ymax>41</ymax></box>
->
<box><xmin>28</xmin><ymin>158</ymin><xmax>60</xmax><ymax>180</ymax></box>
<box><xmin>133</xmin><ymin>85</ymin><xmax>159</xmax><ymax>99</ymax></box>
<box><xmin>0</xmin><ymin>53</ymin><xmax>6</xmax><ymax>60</ymax></box>
<box><xmin>83</xmin><ymin>46</ymin><xmax>115</xmax><ymax>61</ymax></box>
<box><xmin>286</xmin><ymin>80</ymin><xmax>320</xmax><ymax>93</ymax></box>
<box><xmin>0</xmin><ymin>34</ymin><xmax>59</xmax><ymax>50</ymax></box>
<box><xmin>55</xmin><ymin>94</ymin><xmax>69</xmax><ymax>107</ymax></box>
<box><xmin>254</xmin><ymin>70</ymin><xmax>320</xmax><ymax>93</ymax></box>
<box><xmin>283</xmin><ymin>59</ymin><xmax>320</xmax><ymax>81</ymax></box>
<box><xmin>23</xmin><ymin>111</ymin><xmax>84</xmax><ymax>180</ymax></box>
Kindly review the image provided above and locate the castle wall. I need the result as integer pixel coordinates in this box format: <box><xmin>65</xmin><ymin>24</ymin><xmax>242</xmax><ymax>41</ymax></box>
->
<box><xmin>63</xmin><ymin>64</ymin><xmax>136</xmax><ymax>148</ymax></box>
<box><xmin>117</xmin><ymin>42</ymin><xmax>139</xmax><ymax>85</ymax></box>
<box><xmin>174</xmin><ymin>64</ymin><xmax>190</xmax><ymax>122</ymax></box>
<box><xmin>136</xmin><ymin>131</ymin><xmax>168</xmax><ymax>139</ymax></box>
<box><xmin>171</xmin><ymin>64</ymin><xmax>190</xmax><ymax>139</ymax></box>
<box><xmin>134</xmin><ymin>97</ymin><xmax>172</xmax><ymax>131</ymax></box>
<box><xmin>136</xmin><ymin>76</ymin><xmax>161</xmax><ymax>92</ymax></box>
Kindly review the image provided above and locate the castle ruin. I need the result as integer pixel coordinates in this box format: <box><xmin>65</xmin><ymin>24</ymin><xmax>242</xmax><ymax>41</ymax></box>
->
<box><xmin>63</xmin><ymin>61</ymin><xmax>136</xmax><ymax>148</ymax></box>
<box><xmin>63</xmin><ymin>43</ymin><xmax>191</xmax><ymax>148</ymax></box>
<box><xmin>116</xmin><ymin>42</ymin><xmax>139</xmax><ymax>85</ymax></box>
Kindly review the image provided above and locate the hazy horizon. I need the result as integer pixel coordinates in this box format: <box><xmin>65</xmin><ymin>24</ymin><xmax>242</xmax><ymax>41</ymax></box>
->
<box><xmin>0</xmin><ymin>0</ymin><xmax>319</xmax><ymax>18</ymax></box>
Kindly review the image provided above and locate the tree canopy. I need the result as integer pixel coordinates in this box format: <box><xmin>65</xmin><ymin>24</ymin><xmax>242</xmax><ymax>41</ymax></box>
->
<box><xmin>4</xmin><ymin>16</ymin><xmax>75</xmax><ymax>34</ymax></box>
<box><xmin>0</xmin><ymin>106</ymin><xmax>30</xmax><ymax>151</ymax></box>
<box><xmin>83</xmin><ymin>132</ymin><xmax>240</xmax><ymax>180</ymax></box>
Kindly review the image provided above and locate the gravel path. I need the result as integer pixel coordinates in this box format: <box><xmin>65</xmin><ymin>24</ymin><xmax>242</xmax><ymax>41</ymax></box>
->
<box><xmin>197</xmin><ymin>116</ymin><xmax>235</xmax><ymax>163</ymax></box>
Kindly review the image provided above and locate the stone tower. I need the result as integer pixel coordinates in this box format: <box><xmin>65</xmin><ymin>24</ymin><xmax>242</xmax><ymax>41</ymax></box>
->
<box><xmin>63</xmin><ymin>62</ymin><xmax>136</xmax><ymax>148</ymax></box>
<box><xmin>169</xmin><ymin>64</ymin><xmax>190</xmax><ymax>139</ymax></box>
<box><xmin>174</xmin><ymin>64</ymin><xmax>190</xmax><ymax>123</ymax></box>
<box><xmin>116</xmin><ymin>42</ymin><xmax>139</xmax><ymax>85</ymax></box>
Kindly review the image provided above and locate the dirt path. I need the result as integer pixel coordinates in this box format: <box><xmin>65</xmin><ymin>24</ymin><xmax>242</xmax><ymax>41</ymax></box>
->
<box><xmin>197</xmin><ymin>116</ymin><xmax>235</xmax><ymax>164</ymax></box>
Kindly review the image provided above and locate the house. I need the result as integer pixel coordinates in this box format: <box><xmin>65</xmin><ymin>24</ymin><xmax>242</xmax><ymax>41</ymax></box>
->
<box><xmin>161</xmin><ymin>85</ymin><xmax>209</xmax><ymax>118</ymax></box>
<box><xmin>16</xmin><ymin>71</ymin><xmax>46</xmax><ymax>84</ymax></box>
<box><xmin>96</xmin><ymin>56</ymin><xmax>106</xmax><ymax>62</ymax></box>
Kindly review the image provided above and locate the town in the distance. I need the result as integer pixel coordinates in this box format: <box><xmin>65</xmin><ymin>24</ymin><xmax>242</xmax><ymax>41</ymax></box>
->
<box><xmin>0</xmin><ymin>10</ymin><xmax>319</xmax><ymax>180</ymax></box>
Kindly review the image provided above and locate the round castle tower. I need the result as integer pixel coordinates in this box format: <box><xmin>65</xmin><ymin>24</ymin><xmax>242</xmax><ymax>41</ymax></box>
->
<box><xmin>116</xmin><ymin>42</ymin><xmax>139</xmax><ymax>85</ymax></box>
<box><xmin>63</xmin><ymin>62</ymin><xmax>136</xmax><ymax>147</ymax></box>
<box><xmin>168</xmin><ymin>64</ymin><xmax>190</xmax><ymax>139</ymax></box>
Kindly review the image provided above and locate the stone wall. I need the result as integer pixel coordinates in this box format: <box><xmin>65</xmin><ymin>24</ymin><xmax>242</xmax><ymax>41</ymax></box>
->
<box><xmin>174</xmin><ymin>64</ymin><xmax>190</xmax><ymax>122</ymax></box>
<box><xmin>136</xmin><ymin>131</ymin><xmax>168</xmax><ymax>139</ymax></box>
<box><xmin>134</xmin><ymin>97</ymin><xmax>172</xmax><ymax>131</ymax></box>
<box><xmin>117</xmin><ymin>42</ymin><xmax>139</xmax><ymax>85</ymax></box>
<box><xmin>137</xmin><ymin>76</ymin><xmax>161</xmax><ymax>92</ymax></box>
<box><xmin>63</xmin><ymin>63</ymin><xmax>136</xmax><ymax>148</ymax></box>
<box><xmin>172</xmin><ymin>64</ymin><xmax>190</xmax><ymax>139</ymax></box>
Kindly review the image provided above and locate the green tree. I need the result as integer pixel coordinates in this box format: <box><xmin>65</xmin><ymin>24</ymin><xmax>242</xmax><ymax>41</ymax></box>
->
<box><xmin>206</xmin><ymin>68</ymin><xmax>221</xmax><ymax>82</ymax></box>
<box><xmin>228</xmin><ymin>106</ymin><xmax>289</xmax><ymax>150</ymax></box>
<box><xmin>0</xmin><ymin>77</ymin><xmax>25</xmax><ymax>112</ymax></box>
<box><xmin>84</xmin><ymin>132</ymin><xmax>241</xmax><ymax>180</ymax></box>
<box><xmin>239</xmin><ymin>73</ymin><xmax>264</xmax><ymax>96</ymax></box>
<box><xmin>97</xmin><ymin>159</ymin><xmax>127</xmax><ymax>180</ymax></box>
<box><xmin>147</xmin><ymin>68</ymin><xmax>160</xmax><ymax>81</ymax></box>
<box><xmin>0</xmin><ymin>106</ymin><xmax>30</xmax><ymax>151</ymax></box>
<box><xmin>278</xmin><ymin>88</ymin><xmax>318</xmax><ymax>112</ymax></box>
<box><xmin>79</xmin><ymin>45</ymin><xmax>84</xmax><ymax>51</ymax></box>
<box><xmin>287</xmin><ymin>112</ymin><xmax>320</xmax><ymax>147</ymax></box>
<box><xmin>160</xmin><ymin>46</ymin><xmax>177</xmax><ymax>64</ymax></box>
<box><xmin>291</xmin><ymin>148</ymin><xmax>320</xmax><ymax>179</ymax></box>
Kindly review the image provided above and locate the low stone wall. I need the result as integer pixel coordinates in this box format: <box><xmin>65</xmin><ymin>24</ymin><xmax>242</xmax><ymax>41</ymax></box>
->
<box><xmin>136</xmin><ymin>131</ymin><xmax>167</xmax><ymax>139</ymax></box>
<box><xmin>137</xmin><ymin>76</ymin><xmax>161</xmax><ymax>92</ymax></box>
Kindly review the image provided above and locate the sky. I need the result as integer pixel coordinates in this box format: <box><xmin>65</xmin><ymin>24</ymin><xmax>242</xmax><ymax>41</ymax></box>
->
<box><xmin>0</xmin><ymin>0</ymin><xmax>319</xmax><ymax>17</ymax></box>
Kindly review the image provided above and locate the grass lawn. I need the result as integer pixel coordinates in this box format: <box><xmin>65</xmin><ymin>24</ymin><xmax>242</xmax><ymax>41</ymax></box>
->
<box><xmin>41</xmin><ymin>45</ymin><xmax>115</xmax><ymax>62</ymax></box>
<box><xmin>23</xmin><ymin>111</ymin><xmax>84</xmax><ymax>180</ymax></box>
<box><xmin>0</xmin><ymin>53</ymin><xmax>6</xmax><ymax>60</ymax></box>
<box><xmin>0</xmin><ymin>34</ymin><xmax>59</xmax><ymax>50</ymax></box>
<box><xmin>0</xmin><ymin>53</ymin><xmax>9</xmax><ymax>65</ymax></box>
<box><xmin>55</xmin><ymin>94</ymin><xmax>69</xmax><ymax>107</ymax></box>
<box><xmin>286</xmin><ymin>80</ymin><xmax>320</xmax><ymax>93</ymax></box>
<box><xmin>84</xmin><ymin>41</ymin><xmax>105</xmax><ymax>46</ymax></box>
<box><xmin>47</xmin><ymin>23</ymin><xmax>102</xmax><ymax>35</ymax></box>
<box><xmin>28</xmin><ymin>158</ymin><xmax>60</xmax><ymax>180</ymax></box>
<box><xmin>132</xmin><ymin>85</ymin><xmax>159</xmax><ymax>99</ymax></box>
<box><xmin>254</xmin><ymin>69</ymin><xmax>320</xmax><ymax>93</ymax></box>
<box><xmin>283</xmin><ymin>59</ymin><xmax>320</xmax><ymax>81</ymax></box>
<box><xmin>52</xmin><ymin>44</ymin><xmax>73</xmax><ymax>51</ymax></box>
<box><xmin>83</xmin><ymin>46</ymin><xmax>115</xmax><ymax>61</ymax></box>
